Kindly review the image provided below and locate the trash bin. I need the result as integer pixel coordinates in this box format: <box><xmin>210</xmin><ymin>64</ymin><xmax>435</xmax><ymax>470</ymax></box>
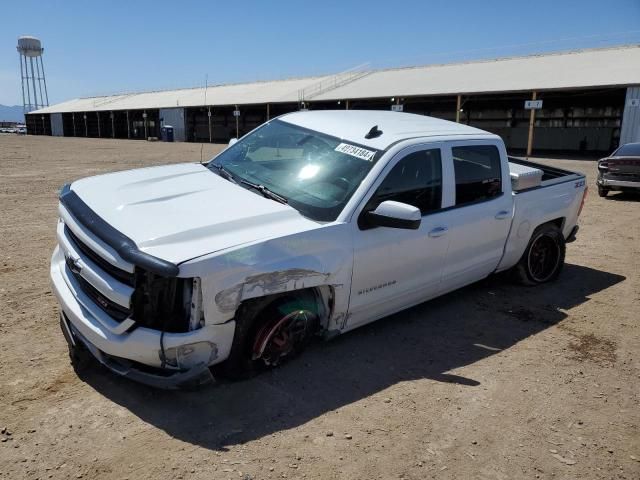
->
<box><xmin>161</xmin><ymin>125</ymin><xmax>174</xmax><ymax>142</ymax></box>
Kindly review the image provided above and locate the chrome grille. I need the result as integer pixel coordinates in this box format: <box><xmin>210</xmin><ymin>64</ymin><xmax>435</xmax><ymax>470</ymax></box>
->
<box><xmin>65</xmin><ymin>225</ymin><xmax>134</xmax><ymax>287</ymax></box>
<box><xmin>65</xmin><ymin>255</ymin><xmax>131</xmax><ymax>321</ymax></box>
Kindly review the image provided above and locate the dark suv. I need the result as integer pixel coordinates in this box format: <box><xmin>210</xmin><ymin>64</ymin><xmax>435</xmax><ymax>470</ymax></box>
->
<box><xmin>597</xmin><ymin>142</ymin><xmax>640</xmax><ymax>197</ymax></box>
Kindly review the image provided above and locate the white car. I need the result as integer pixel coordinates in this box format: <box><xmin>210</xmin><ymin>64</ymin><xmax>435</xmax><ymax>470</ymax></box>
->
<box><xmin>51</xmin><ymin>111</ymin><xmax>587</xmax><ymax>388</ymax></box>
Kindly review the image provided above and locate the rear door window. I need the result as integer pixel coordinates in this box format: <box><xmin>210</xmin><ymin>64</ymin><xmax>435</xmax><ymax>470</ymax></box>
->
<box><xmin>452</xmin><ymin>145</ymin><xmax>502</xmax><ymax>205</ymax></box>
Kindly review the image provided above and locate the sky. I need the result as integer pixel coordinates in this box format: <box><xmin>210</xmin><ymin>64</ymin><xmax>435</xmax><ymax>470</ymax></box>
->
<box><xmin>1</xmin><ymin>0</ymin><xmax>639</xmax><ymax>106</ymax></box>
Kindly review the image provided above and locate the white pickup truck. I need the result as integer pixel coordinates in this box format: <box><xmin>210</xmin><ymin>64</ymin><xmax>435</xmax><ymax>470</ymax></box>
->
<box><xmin>51</xmin><ymin>111</ymin><xmax>587</xmax><ymax>388</ymax></box>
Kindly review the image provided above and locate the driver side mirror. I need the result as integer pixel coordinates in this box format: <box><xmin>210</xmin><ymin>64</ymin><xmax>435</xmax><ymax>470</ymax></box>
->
<box><xmin>228</xmin><ymin>138</ymin><xmax>238</xmax><ymax>147</ymax></box>
<box><xmin>365</xmin><ymin>200</ymin><xmax>421</xmax><ymax>230</ymax></box>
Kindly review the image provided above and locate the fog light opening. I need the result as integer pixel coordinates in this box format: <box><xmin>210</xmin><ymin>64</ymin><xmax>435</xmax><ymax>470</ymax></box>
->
<box><xmin>160</xmin><ymin>341</ymin><xmax>218</xmax><ymax>370</ymax></box>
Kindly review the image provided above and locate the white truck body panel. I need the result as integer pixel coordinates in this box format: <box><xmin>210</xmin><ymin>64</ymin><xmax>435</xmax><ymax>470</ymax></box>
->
<box><xmin>50</xmin><ymin>111</ymin><xmax>586</xmax><ymax>387</ymax></box>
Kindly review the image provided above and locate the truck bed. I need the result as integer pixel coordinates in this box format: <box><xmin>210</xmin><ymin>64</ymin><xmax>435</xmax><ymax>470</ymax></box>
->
<box><xmin>496</xmin><ymin>157</ymin><xmax>586</xmax><ymax>273</ymax></box>
<box><xmin>508</xmin><ymin>156</ymin><xmax>584</xmax><ymax>192</ymax></box>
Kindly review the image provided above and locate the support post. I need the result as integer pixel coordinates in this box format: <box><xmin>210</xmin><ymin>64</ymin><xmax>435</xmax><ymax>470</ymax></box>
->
<box><xmin>96</xmin><ymin>112</ymin><xmax>101</xmax><ymax>138</ymax></box>
<box><xmin>235</xmin><ymin>105</ymin><xmax>239</xmax><ymax>139</ymax></box>
<box><xmin>35</xmin><ymin>56</ymin><xmax>44</xmax><ymax>109</ymax></box>
<box><xmin>29</xmin><ymin>57</ymin><xmax>38</xmax><ymax>110</ymax></box>
<box><xmin>143</xmin><ymin>110</ymin><xmax>148</xmax><ymax>139</ymax></box>
<box><xmin>126</xmin><ymin>111</ymin><xmax>130</xmax><ymax>139</ymax></box>
<box><xmin>83</xmin><ymin>114</ymin><xmax>88</xmax><ymax>137</ymax></box>
<box><xmin>39</xmin><ymin>56</ymin><xmax>49</xmax><ymax>106</ymax></box>
<box><xmin>18</xmin><ymin>54</ymin><xmax>26</xmax><ymax>114</ymax></box>
<box><xmin>72</xmin><ymin>112</ymin><xmax>76</xmax><ymax>137</ymax></box>
<box><xmin>24</xmin><ymin>56</ymin><xmax>32</xmax><ymax>112</ymax></box>
<box><xmin>527</xmin><ymin>91</ymin><xmax>537</xmax><ymax>157</ymax></box>
<box><xmin>456</xmin><ymin>95</ymin><xmax>462</xmax><ymax>123</ymax></box>
<box><xmin>345</xmin><ymin>99</ymin><xmax>350</xmax><ymax>110</ymax></box>
<box><xmin>208</xmin><ymin>107</ymin><xmax>212</xmax><ymax>143</ymax></box>
<box><xmin>266</xmin><ymin>103</ymin><xmax>270</xmax><ymax>120</ymax></box>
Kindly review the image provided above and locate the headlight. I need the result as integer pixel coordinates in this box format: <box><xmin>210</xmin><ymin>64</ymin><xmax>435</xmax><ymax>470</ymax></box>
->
<box><xmin>58</xmin><ymin>183</ymin><xmax>71</xmax><ymax>198</ymax></box>
<box><xmin>161</xmin><ymin>341</ymin><xmax>218</xmax><ymax>369</ymax></box>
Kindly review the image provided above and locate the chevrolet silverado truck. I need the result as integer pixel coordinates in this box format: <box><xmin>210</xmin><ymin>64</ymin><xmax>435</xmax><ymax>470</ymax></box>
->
<box><xmin>51</xmin><ymin>111</ymin><xmax>587</xmax><ymax>388</ymax></box>
<box><xmin>597</xmin><ymin>142</ymin><xmax>640</xmax><ymax>197</ymax></box>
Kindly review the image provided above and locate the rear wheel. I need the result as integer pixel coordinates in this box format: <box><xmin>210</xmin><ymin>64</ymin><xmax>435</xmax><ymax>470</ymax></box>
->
<box><xmin>597</xmin><ymin>186</ymin><xmax>609</xmax><ymax>197</ymax></box>
<box><xmin>212</xmin><ymin>292</ymin><xmax>319</xmax><ymax>379</ymax></box>
<box><xmin>513</xmin><ymin>223</ymin><xmax>566</xmax><ymax>286</ymax></box>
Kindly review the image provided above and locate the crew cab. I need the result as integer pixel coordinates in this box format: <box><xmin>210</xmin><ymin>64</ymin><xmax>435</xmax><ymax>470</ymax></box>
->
<box><xmin>50</xmin><ymin>111</ymin><xmax>587</xmax><ymax>388</ymax></box>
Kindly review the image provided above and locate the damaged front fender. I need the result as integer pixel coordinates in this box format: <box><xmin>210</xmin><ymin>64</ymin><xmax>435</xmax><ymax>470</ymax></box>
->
<box><xmin>179</xmin><ymin>223</ymin><xmax>353</xmax><ymax>332</ymax></box>
<box><xmin>214</xmin><ymin>268</ymin><xmax>331</xmax><ymax>313</ymax></box>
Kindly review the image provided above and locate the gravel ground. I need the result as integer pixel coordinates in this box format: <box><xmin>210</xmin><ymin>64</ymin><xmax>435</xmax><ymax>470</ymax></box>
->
<box><xmin>0</xmin><ymin>134</ymin><xmax>638</xmax><ymax>480</ymax></box>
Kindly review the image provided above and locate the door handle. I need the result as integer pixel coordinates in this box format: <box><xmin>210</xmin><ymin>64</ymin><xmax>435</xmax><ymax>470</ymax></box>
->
<box><xmin>495</xmin><ymin>210</ymin><xmax>510</xmax><ymax>220</ymax></box>
<box><xmin>428</xmin><ymin>226</ymin><xmax>448</xmax><ymax>238</ymax></box>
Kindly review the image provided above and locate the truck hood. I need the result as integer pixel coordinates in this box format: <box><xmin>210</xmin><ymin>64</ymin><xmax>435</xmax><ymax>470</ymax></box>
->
<box><xmin>69</xmin><ymin>163</ymin><xmax>321</xmax><ymax>264</ymax></box>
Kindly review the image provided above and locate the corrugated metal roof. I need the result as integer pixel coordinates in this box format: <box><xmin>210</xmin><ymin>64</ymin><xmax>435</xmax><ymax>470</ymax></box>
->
<box><xmin>31</xmin><ymin>75</ymin><xmax>332</xmax><ymax>114</ymax></box>
<box><xmin>313</xmin><ymin>45</ymin><xmax>640</xmax><ymax>100</ymax></box>
<box><xmin>31</xmin><ymin>45</ymin><xmax>640</xmax><ymax>115</ymax></box>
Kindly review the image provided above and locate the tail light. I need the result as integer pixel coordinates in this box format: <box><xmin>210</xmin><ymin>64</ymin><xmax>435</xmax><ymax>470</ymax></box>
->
<box><xmin>578</xmin><ymin>187</ymin><xmax>588</xmax><ymax>217</ymax></box>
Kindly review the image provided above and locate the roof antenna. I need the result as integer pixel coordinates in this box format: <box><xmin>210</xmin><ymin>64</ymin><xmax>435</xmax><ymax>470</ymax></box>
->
<box><xmin>365</xmin><ymin>125</ymin><xmax>383</xmax><ymax>139</ymax></box>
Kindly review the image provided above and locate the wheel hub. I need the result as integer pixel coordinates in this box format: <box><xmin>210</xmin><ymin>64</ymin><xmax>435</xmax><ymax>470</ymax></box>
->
<box><xmin>252</xmin><ymin>310</ymin><xmax>312</xmax><ymax>366</ymax></box>
<box><xmin>528</xmin><ymin>234</ymin><xmax>560</xmax><ymax>282</ymax></box>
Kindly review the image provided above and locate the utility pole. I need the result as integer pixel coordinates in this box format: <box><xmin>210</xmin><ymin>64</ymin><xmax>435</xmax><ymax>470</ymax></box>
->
<box><xmin>235</xmin><ymin>105</ymin><xmax>239</xmax><ymax>138</ymax></box>
<box><xmin>527</xmin><ymin>91</ymin><xmax>537</xmax><ymax>157</ymax></box>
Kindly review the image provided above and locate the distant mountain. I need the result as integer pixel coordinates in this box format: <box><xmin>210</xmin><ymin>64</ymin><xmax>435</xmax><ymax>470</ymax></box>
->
<box><xmin>0</xmin><ymin>105</ymin><xmax>25</xmax><ymax>123</ymax></box>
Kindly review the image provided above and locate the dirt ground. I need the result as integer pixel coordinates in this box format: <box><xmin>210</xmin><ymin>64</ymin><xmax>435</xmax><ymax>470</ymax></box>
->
<box><xmin>0</xmin><ymin>134</ymin><xmax>638</xmax><ymax>480</ymax></box>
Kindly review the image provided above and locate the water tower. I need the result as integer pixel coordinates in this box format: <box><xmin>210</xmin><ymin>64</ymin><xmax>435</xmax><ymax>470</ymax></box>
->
<box><xmin>17</xmin><ymin>36</ymin><xmax>49</xmax><ymax>113</ymax></box>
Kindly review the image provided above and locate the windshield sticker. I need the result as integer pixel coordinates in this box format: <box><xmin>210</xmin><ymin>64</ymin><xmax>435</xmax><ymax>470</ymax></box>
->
<box><xmin>335</xmin><ymin>143</ymin><xmax>376</xmax><ymax>161</ymax></box>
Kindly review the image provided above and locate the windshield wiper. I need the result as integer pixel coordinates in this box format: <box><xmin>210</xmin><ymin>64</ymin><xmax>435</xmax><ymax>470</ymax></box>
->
<box><xmin>210</xmin><ymin>163</ymin><xmax>238</xmax><ymax>184</ymax></box>
<box><xmin>211</xmin><ymin>163</ymin><xmax>287</xmax><ymax>204</ymax></box>
<box><xmin>239</xmin><ymin>179</ymin><xmax>288</xmax><ymax>204</ymax></box>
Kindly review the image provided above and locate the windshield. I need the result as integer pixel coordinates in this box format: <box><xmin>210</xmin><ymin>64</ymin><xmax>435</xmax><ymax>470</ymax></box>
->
<box><xmin>207</xmin><ymin>119</ymin><xmax>380</xmax><ymax>221</ymax></box>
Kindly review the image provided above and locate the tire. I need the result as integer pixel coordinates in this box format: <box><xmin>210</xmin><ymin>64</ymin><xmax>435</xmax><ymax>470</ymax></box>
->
<box><xmin>512</xmin><ymin>223</ymin><xmax>566</xmax><ymax>286</ymax></box>
<box><xmin>597</xmin><ymin>186</ymin><xmax>609</xmax><ymax>198</ymax></box>
<box><xmin>67</xmin><ymin>340</ymin><xmax>94</xmax><ymax>374</ymax></box>
<box><xmin>212</xmin><ymin>291</ymin><xmax>320</xmax><ymax>379</ymax></box>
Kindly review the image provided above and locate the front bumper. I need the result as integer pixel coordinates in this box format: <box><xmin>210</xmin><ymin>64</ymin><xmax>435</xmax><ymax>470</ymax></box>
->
<box><xmin>597</xmin><ymin>178</ymin><xmax>640</xmax><ymax>189</ymax></box>
<box><xmin>60</xmin><ymin>313</ymin><xmax>214</xmax><ymax>388</ymax></box>
<box><xmin>51</xmin><ymin>246</ymin><xmax>236</xmax><ymax>389</ymax></box>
